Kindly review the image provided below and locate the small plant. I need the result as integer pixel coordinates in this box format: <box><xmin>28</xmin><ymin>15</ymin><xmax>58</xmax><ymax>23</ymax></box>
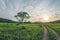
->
<box><xmin>21</xmin><ymin>26</ymin><xmax>26</xmax><ymax>29</ymax></box>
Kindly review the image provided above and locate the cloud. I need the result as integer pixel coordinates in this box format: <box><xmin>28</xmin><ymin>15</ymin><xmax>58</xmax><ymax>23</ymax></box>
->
<box><xmin>0</xmin><ymin>0</ymin><xmax>60</xmax><ymax>22</ymax></box>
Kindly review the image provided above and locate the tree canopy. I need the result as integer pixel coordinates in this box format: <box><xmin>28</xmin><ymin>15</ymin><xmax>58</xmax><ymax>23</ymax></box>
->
<box><xmin>15</xmin><ymin>11</ymin><xmax>30</xmax><ymax>23</ymax></box>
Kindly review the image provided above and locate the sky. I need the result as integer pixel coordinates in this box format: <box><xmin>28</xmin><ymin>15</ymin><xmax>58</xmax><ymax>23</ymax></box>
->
<box><xmin>0</xmin><ymin>0</ymin><xmax>60</xmax><ymax>22</ymax></box>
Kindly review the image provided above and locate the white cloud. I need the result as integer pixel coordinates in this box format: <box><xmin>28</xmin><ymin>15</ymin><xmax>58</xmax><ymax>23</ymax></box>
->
<box><xmin>0</xmin><ymin>0</ymin><xmax>60</xmax><ymax>22</ymax></box>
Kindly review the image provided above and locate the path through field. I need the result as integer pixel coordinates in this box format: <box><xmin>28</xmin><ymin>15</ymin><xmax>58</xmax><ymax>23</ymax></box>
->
<box><xmin>42</xmin><ymin>26</ymin><xmax>49</xmax><ymax>40</ymax></box>
<box><xmin>42</xmin><ymin>25</ymin><xmax>60</xmax><ymax>40</ymax></box>
<box><xmin>46</xmin><ymin>26</ymin><xmax>60</xmax><ymax>40</ymax></box>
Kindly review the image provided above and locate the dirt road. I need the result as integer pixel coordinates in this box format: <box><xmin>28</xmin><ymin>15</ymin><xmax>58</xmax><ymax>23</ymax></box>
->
<box><xmin>42</xmin><ymin>26</ymin><xmax>49</xmax><ymax>40</ymax></box>
<box><xmin>46</xmin><ymin>26</ymin><xmax>60</xmax><ymax>40</ymax></box>
<box><xmin>42</xmin><ymin>25</ymin><xmax>60</xmax><ymax>40</ymax></box>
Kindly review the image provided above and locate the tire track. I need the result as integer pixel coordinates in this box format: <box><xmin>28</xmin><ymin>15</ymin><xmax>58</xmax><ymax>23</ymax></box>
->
<box><xmin>46</xmin><ymin>26</ymin><xmax>60</xmax><ymax>40</ymax></box>
<box><xmin>42</xmin><ymin>26</ymin><xmax>49</xmax><ymax>40</ymax></box>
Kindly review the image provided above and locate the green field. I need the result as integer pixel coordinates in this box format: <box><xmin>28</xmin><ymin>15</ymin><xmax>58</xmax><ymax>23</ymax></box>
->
<box><xmin>47</xmin><ymin>23</ymin><xmax>60</xmax><ymax>35</ymax></box>
<box><xmin>45</xmin><ymin>23</ymin><xmax>60</xmax><ymax>40</ymax></box>
<box><xmin>0</xmin><ymin>23</ymin><xmax>60</xmax><ymax>40</ymax></box>
<box><xmin>0</xmin><ymin>23</ymin><xmax>43</xmax><ymax>40</ymax></box>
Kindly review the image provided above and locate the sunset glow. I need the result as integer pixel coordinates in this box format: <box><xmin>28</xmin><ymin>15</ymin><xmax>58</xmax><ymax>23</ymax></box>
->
<box><xmin>0</xmin><ymin>0</ymin><xmax>60</xmax><ymax>22</ymax></box>
<box><xmin>43</xmin><ymin>16</ymin><xmax>49</xmax><ymax>21</ymax></box>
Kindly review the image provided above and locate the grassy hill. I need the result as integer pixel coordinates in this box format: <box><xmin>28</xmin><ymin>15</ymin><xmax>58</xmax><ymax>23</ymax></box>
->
<box><xmin>0</xmin><ymin>18</ymin><xmax>16</xmax><ymax>23</ymax></box>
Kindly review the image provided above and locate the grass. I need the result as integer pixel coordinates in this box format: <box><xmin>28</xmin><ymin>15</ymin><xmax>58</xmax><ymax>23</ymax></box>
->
<box><xmin>46</xmin><ymin>23</ymin><xmax>60</xmax><ymax>35</ymax></box>
<box><xmin>48</xmin><ymin>28</ymin><xmax>56</xmax><ymax>40</ymax></box>
<box><xmin>0</xmin><ymin>23</ymin><xmax>60</xmax><ymax>40</ymax></box>
<box><xmin>0</xmin><ymin>23</ymin><xmax>43</xmax><ymax>40</ymax></box>
<box><xmin>44</xmin><ymin>23</ymin><xmax>60</xmax><ymax>40</ymax></box>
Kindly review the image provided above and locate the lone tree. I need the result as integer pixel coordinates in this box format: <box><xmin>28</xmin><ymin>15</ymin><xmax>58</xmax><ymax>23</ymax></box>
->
<box><xmin>15</xmin><ymin>11</ymin><xmax>30</xmax><ymax>23</ymax></box>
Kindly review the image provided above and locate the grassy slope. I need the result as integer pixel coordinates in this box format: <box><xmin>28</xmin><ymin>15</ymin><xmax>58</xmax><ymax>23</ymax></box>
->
<box><xmin>47</xmin><ymin>23</ymin><xmax>60</xmax><ymax>35</ymax></box>
<box><xmin>48</xmin><ymin>28</ymin><xmax>56</xmax><ymax>40</ymax></box>
<box><xmin>0</xmin><ymin>23</ymin><xmax>43</xmax><ymax>40</ymax></box>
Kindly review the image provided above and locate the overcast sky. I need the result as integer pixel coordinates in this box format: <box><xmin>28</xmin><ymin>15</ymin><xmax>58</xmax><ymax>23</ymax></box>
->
<box><xmin>0</xmin><ymin>0</ymin><xmax>60</xmax><ymax>22</ymax></box>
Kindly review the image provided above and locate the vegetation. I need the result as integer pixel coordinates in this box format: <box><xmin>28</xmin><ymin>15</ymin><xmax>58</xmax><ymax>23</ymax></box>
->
<box><xmin>0</xmin><ymin>18</ymin><xmax>16</xmax><ymax>23</ymax></box>
<box><xmin>0</xmin><ymin>16</ymin><xmax>60</xmax><ymax>40</ymax></box>
<box><xmin>15</xmin><ymin>11</ymin><xmax>30</xmax><ymax>23</ymax></box>
<box><xmin>47</xmin><ymin>23</ymin><xmax>60</xmax><ymax>35</ymax></box>
<box><xmin>0</xmin><ymin>23</ymin><xmax>43</xmax><ymax>40</ymax></box>
<box><xmin>48</xmin><ymin>28</ymin><xmax>56</xmax><ymax>40</ymax></box>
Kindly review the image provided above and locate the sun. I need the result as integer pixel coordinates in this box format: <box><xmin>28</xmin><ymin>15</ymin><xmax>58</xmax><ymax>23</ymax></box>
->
<box><xmin>39</xmin><ymin>16</ymin><xmax>51</xmax><ymax>22</ymax></box>
<box><xmin>43</xmin><ymin>16</ymin><xmax>49</xmax><ymax>21</ymax></box>
<box><xmin>44</xmin><ymin>17</ymin><xmax>49</xmax><ymax>20</ymax></box>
